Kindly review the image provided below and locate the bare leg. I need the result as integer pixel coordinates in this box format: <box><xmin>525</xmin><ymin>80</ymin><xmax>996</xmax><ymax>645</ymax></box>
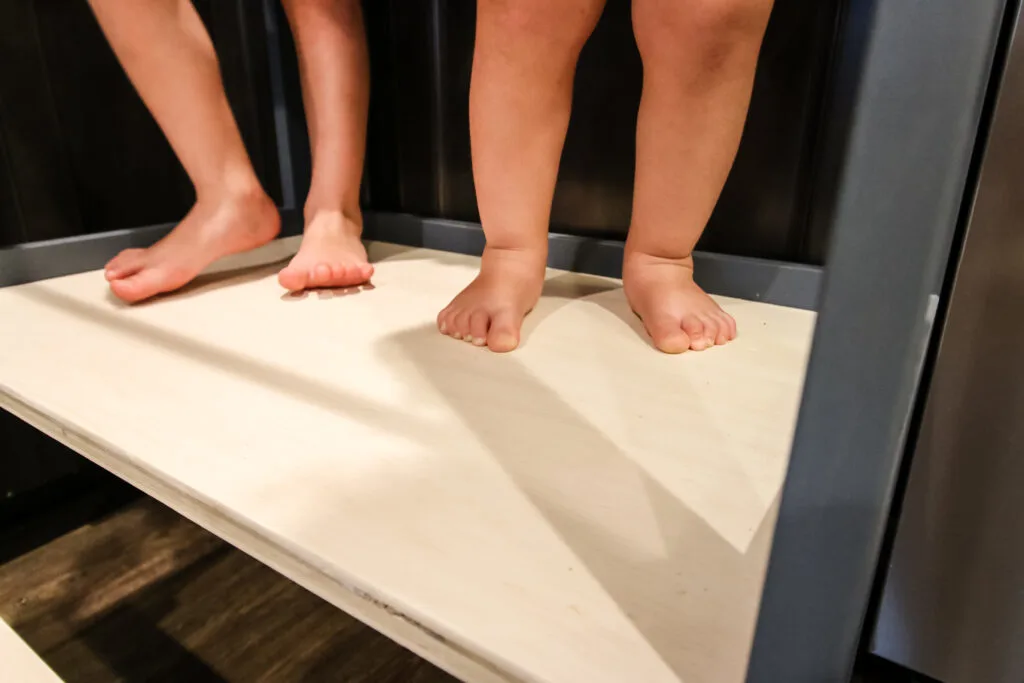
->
<box><xmin>437</xmin><ymin>0</ymin><xmax>606</xmax><ymax>352</ymax></box>
<box><xmin>88</xmin><ymin>0</ymin><xmax>279</xmax><ymax>303</ymax></box>
<box><xmin>625</xmin><ymin>0</ymin><xmax>773</xmax><ymax>352</ymax></box>
<box><xmin>277</xmin><ymin>0</ymin><xmax>373</xmax><ymax>292</ymax></box>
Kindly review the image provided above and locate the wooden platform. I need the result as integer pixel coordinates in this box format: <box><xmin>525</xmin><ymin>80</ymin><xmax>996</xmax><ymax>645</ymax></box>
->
<box><xmin>2</xmin><ymin>619</ymin><xmax>63</xmax><ymax>682</ymax></box>
<box><xmin>0</xmin><ymin>238</ymin><xmax>816</xmax><ymax>683</ymax></box>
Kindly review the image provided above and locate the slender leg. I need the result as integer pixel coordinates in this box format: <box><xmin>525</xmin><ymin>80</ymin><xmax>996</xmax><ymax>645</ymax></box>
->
<box><xmin>625</xmin><ymin>0</ymin><xmax>774</xmax><ymax>352</ymax></box>
<box><xmin>437</xmin><ymin>0</ymin><xmax>607</xmax><ymax>352</ymax></box>
<box><xmin>88</xmin><ymin>0</ymin><xmax>279</xmax><ymax>303</ymax></box>
<box><xmin>277</xmin><ymin>0</ymin><xmax>374</xmax><ymax>292</ymax></box>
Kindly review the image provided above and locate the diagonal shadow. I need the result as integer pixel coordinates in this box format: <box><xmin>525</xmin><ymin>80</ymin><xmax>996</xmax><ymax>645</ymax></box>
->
<box><xmin>15</xmin><ymin>285</ymin><xmax>448</xmax><ymax>449</ymax></box>
<box><xmin>381</xmin><ymin>324</ymin><xmax>781</xmax><ymax>683</ymax></box>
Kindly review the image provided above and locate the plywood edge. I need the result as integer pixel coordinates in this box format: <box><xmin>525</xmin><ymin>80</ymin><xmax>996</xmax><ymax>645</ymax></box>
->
<box><xmin>0</xmin><ymin>385</ymin><xmax>528</xmax><ymax>683</ymax></box>
<box><xmin>0</xmin><ymin>619</ymin><xmax>63</xmax><ymax>683</ymax></box>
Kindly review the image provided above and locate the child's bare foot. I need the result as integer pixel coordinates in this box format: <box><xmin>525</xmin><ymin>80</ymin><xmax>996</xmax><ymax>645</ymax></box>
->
<box><xmin>437</xmin><ymin>247</ymin><xmax>547</xmax><ymax>352</ymax></box>
<box><xmin>623</xmin><ymin>251</ymin><xmax>737</xmax><ymax>354</ymax></box>
<box><xmin>104</xmin><ymin>187</ymin><xmax>280</xmax><ymax>304</ymax></box>
<box><xmin>277</xmin><ymin>210</ymin><xmax>373</xmax><ymax>292</ymax></box>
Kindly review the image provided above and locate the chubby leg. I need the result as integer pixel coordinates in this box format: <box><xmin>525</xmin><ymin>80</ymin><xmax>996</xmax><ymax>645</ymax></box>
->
<box><xmin>437</xmin><ymin>0</ymin><xmax>606</xmax><ymax>351</ymax></box>
<box><xmin>278</xmin><ymin>0</ymin><xmax>373</xmax><ymax>292</ymax></box>
<box><xmin>625</xmin><ymin>0</ymin><xmax>773</xmax><ymax>352</ymax></box>
<box><xmin>88</xmin><ymin>0</ymin><xmax>279</xmax><ymax>303</ymax></box>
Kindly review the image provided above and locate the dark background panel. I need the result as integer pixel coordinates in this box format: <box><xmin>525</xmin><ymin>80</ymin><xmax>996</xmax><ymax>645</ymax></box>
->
<box><xmin>365</xmin><ymin>0</ymin><xmax>842</xmax><ymax>263</ymax></box>
<box><xmin>0</xmin><ymin>0</ymin><xmax>280</xmax><ymax>247</ymax></box>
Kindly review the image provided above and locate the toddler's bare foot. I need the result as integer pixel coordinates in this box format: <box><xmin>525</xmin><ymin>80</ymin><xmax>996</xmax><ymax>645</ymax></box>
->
<box><xmin>277</xmin><ymin>210</ymin><xmax>373</xmax><ymax>292</ymax></box>
<box><xmin>437</xmin><ymin>247</ymin><xmax>547</xmax><ymax>352</ymax></box>
<box><xmin>623</xmin><ymin>251</ymin><xmax>737</xmax><ymax>354</ymax></box>
<box><xmin>104</xmin><ymin>187</ymin><xmax>280</xmax><ymax>303</ymax></box>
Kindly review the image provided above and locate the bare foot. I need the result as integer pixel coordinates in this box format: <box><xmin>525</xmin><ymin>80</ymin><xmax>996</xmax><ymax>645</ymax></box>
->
<box><xmin>105</xmin><ymin>188</ymin><xmax>280</xmax><ymax>304</ymax></box>
<box><xmin>623</xmin><ymin>252</ymin><xmax>737</xmax><ymax>354</ymax></box>
<box><xmin>437</xmin><ymin>247</ymin><xmax>547</xmax><ymax>352</ymax></box>
<box><xmin>277</xmin><ymin>210</ymin><xmax>373</xmax><ymax>292</ymax></box>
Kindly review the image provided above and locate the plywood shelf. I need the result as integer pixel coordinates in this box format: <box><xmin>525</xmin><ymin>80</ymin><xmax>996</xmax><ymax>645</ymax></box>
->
<box><xmin>1</xmin><ymin>619</ymin><xmax>62</xmax><ymax>682</ymax></box>
<box><xmin>0</xmin><ymin>238</ymin><xmax>816</xmax><ymax>683</ymax></box>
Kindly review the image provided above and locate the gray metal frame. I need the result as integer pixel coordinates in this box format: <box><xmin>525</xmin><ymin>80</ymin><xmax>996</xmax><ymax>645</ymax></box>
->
<box><xmin>0</xmin><ymin>211</ymin><xmax>821</xmax><ymax>310</ymax></box>
<box><xmin>746</xmin><ymin>1</ymin><xmax>1010</xmax><ymax>681</ymax></box>
<box><xmin>0</xmin><ymin>1</ymin><xmax>1014</xmax><ymax>681</ymax></box>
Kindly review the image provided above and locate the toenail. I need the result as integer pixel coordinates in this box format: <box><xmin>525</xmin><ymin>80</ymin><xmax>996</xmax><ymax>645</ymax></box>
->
<box><xmin>472</xmin><ymin>337</ymin><xmax>486</xmax><ymax>346</ymax></box>
<box><xmin>452</xmin><ymin>332</ymin><xmax>462</xmax><ymax>340</ymax></box>
<box><xmin>439</xmin><ymin>322</ymin><xmax>447</xmax><ymax>332</ymax></box>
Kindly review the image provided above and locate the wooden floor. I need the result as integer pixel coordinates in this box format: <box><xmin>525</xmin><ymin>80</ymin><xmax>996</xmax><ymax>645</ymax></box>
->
<box><xmin>0</xmin><ymin>498</ymin><xmax>455</xmax><ymax>683</ymax></box>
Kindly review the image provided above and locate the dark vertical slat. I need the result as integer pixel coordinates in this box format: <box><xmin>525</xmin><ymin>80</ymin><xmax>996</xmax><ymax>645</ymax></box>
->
<box><xmin>381</xmin><ymin>0</ymin><xmax>445</xmax><ymax>215</ymax></box>
<box><xmin>33</xmin><ymin>0</ymin><xmax>194</xmax><ymax>232</ymax></box>
<box><xmin>363</xmin><ymin>0</ymin><xmax>402</xmax><ymax>210</ymax></box>
<box><xmin>0</xmin><ymin>116</ymin><xmax>27</xmax><ymax>246</ymax></box>
<box><xmin>205</xmin><ymin>0</ymin><xmax>282</xmax><ymax>203</ymax></box>
<box><xmin>0</xmin><ymin>0</ymin><xmax>84</xmax><ymax>245</ymax></box>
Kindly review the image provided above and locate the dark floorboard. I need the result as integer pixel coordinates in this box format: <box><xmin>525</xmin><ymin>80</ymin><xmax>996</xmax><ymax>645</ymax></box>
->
<box><xmin>0</xmin><ymin>498</ymin><xmax>456</xmax><ymax>682</ymax></box>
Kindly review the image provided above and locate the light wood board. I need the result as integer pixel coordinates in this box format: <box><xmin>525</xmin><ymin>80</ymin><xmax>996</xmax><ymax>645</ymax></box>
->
<box><xmin>1</xmin><ymin>619</ymin><xmax>63</xmax><ymax>682</ymax></box>
<box><xmin>0</xmin><ymin>238</ymin><xmax>816</xmax><ymax>683</ymax></box>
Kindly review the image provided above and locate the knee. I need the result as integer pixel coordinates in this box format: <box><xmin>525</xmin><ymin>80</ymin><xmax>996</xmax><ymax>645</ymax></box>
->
<box><xmin>479</xmin><ymin>0</ymin><xmax>601</xmax><ymax>54</ymax></box>
<box><xmin>635</xmin><ymin>0</ymin><xmax>773</xmax><ymax>73</ymax></box>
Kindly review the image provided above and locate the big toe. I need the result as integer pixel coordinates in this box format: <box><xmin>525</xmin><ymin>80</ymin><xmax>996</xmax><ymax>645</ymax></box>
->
<box><xmin>105</xmin><ymin>249</ymin><xmax>145</xmax><ymax>280</ymax></box>
<box><xmin>109</xmin><ymin>268</ymin><xmax>181</xmax><ymax>304</ymax></box>
<box><xmin>486</xmin><ymin>310</ymin><xmax>522</xmax><ymax>353</ymax></box>
<box><xmin>277</xmin><ymin>266</ymin><xmax>310</xmax><ymax>292</ymax></box>
<box><xmin>646</xmin><ymin>314</ymin><xmax>692</xmax><ymax>354</ymax></box>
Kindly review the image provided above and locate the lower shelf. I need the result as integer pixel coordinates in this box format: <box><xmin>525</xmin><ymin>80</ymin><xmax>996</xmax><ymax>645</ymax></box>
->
<box><xmin>0</xmin><ymin>238</ymin><xmax>816</xmax><ymax>683</ymax></box>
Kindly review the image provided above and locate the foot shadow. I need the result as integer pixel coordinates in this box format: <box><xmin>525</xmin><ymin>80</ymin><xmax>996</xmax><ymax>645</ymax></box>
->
<box><xmin>280</xmin><ymin>283</ymin><xmax>377</xmax><ymax>302</ymax></box>
<box><xmin>519</xmin><ymin>273</ymin><xmax>621</xmax><ymax>350</ymax></box>
<box><xmin>378</xmin><ymin>323</ymin><xmax>782</xmax><ymax>682</ymax></box>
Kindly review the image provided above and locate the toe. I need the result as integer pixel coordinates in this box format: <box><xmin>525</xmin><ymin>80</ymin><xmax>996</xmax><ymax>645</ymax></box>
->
<box><xmin>437</xmin><ymin>306</ymin><xmax>452</xmax><ymax>335</ymax></box>
<box><xmin>722</xmin><ymin>311</ymin><xmax>738</xmax><ymax>341</ymax></box>
<box><xmin>468</xmin><ymin>310</ymin><xmax>490</xmax><ymax>346</ymax></box>
<box><xmin>359</xmin><ymin>263</ymin><xmax>374</xmax><ymax>280</ymax></box>
<box><xmin>109</xmin><ymin>268</ymin><xmax>177</xmax><ymax>304</ymax></box>
<box><xmin>646</xmin><ymin>314</ymin><xmax>691</xmax><ymax>354</ymax></box>
<box><xmin>452</xmin><ymin>308</ymin><xmax>473</xmax><ymax>342</ymax></box>
<box><xmin>486</xmin><ymin>309</ymin><xmax>521</xmax><ymax>353</ymax></box>
<box><xmin>105</xmin><ymin>249</ymin><xmax>145</xmax><ymax>280</ymax></box>
<box><xmin>331</xmin><ymin>264</ymin><xmax>350</xmax><ymax>284</ymax></box>
<box><xmin>277</xmin><ymin>266</ymin><xmax>309</xmax><ymax>292</ymax></box>
<box><xmin>681</xmin><ymin>317</ymin><xmax>708</xmax><ymax>351</ymax></box>
<box><xmin>700</xmin><ymin>316</ymin><xmax>720</xmax><ymax>349</ymax></box>
<box><xmin>311</xmin><ymin>264</ymin><xmax>332</xmax><ymax>288</ymax></box>
<box><xmin>713</xmin><ymin>312</ymin><xmax>733</xmax><ymax>345</ymax></box>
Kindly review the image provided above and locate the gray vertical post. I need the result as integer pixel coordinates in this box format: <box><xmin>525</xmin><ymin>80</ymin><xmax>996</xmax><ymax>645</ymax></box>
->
<box><xmin>745</xmin><ymin>1</ymin><xmax>1010</xmax><ymax>681</ymax></box>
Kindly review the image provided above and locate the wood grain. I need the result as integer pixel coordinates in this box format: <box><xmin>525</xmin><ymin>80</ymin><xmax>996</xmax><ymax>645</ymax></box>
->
<box><xmin>0</xmin><ymin>498</ymin><xmax>455</xmax><ymax>683</ymax></box>
<box><xmin>0</xmin><ymin>238</ymin><xmax>816</xmax><ymax>683</ymax></box>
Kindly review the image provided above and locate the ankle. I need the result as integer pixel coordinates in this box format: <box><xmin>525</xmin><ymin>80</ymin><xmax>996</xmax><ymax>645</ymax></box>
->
<box><xmin>624</xmin><ymin>238</ymin><xmax>695</xmax><ymax>268</ymax></box>
<box><xmin>303</xmin><ymin>201</ymin><xmax>362</xmax><ymax>228</ymax></box>
<box><xmin>197</xmin><ymin>172</ymin><xmax>269</xmax><ymax>210</ymax></box>
<box><xmin>481</xmin><ymin>243</ymin><xmax>548</xmax><ymax>277</ymax></box>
